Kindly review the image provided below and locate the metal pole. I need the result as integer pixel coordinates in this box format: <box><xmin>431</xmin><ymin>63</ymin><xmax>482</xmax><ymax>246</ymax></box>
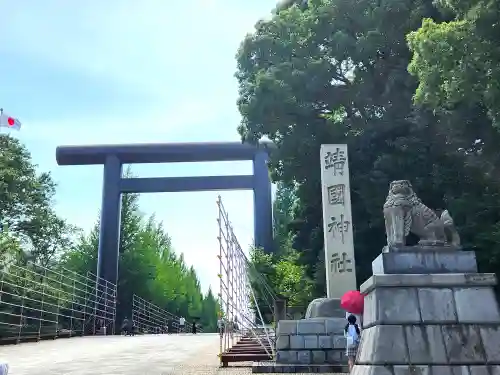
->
<box><xmin>70</xmin><ymin>278</ymin><xmax>76</xmax><ymax>336</ymax></box>
<box><xmin>55</xmin><ymin>273</ymin><xmax>63</xmax><ymax>339</ymax></box>
<box><xmin>216</xmin><ymin>196</ymin><xmax>224</xmax><ymax>362</ymax></box>
<box><xmin>37</xmin><ymin>268</ymin><xmax>47</xmax><ymax>340</ymax></box>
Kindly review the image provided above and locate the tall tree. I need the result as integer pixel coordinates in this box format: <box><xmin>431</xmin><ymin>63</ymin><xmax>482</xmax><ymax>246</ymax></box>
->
<box><xmin>0</xmin><ymin>137</ymin><xmax>220</xmax><ymax>334</ymax></box>
<box><xmin>407</xmin><ymin>0</ymin><xmax>500</xmax><ymax>176</ymax></box>
<box><xmin>236</xmin><ymin>0</ymin><xmax>500</xmax><ymax>297</ymax></box>
<box><xmin>200</xmin><ymin>288</ymin><xmax>220</xmax><ymax>332</ymax></box>
<box><xmin>273</xmin><ymin>182</ymin><xmax>297</xmax><ymax>254</ymax></box>
<box><xmin>0</xmin><ymin>134</ymin><xmax>74</xmax><ymax>265</ymax></box>
<box><xmin>0</xmin><ymin>228</ymin><xmax>24</xmax><ymax>266</ymax></box>
<box><xmin>60</xmin><ymin>187</ymin><xmax>218</xmax><ymax>331</ymax></box>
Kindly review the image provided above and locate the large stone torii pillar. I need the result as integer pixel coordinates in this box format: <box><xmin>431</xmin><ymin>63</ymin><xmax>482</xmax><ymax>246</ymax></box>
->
<box><xmin>56</xmin><ymin>141</ymin><xmax>275</xmax><ymax>286</ymax></box>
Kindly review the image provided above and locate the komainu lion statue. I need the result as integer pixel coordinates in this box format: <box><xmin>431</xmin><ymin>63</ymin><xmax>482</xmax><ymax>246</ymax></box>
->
<box><xmin>383</xmin><ymin>180</ymin><xmax>460</xmax><ymax>247</ymax></box>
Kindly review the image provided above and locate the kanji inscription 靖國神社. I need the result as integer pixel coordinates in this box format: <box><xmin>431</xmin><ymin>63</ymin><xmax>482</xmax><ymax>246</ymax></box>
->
<box><xmin>320</xmin><ymin>144</ymin><xmax>357</xmax><ymax>299</ymax></box>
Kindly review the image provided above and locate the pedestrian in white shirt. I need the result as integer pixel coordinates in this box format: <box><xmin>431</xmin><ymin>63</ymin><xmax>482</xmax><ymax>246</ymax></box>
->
<box><xmin>217</xmin><ymin>318</ymin><xmax>224</xmax><ymax>338</ymax></box>
<box><xmin>179</xmin><ymin>316</ymin><xmax>185</xmax><ymax>333</ymax></box>
<box><xmin>344</xmin><ymin>314</ymin><xmax>361</xmax><ymax>372</ymax></box>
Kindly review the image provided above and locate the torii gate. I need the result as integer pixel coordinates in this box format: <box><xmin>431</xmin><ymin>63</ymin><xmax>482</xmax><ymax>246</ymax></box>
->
<box><xmin>56</xmin><ymin>141</ymin><xmax>274</xmax><ymax>287</ymax></box>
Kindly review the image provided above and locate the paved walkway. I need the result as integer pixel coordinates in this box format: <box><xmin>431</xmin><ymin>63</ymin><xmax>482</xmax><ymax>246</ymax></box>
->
<box><xmin>0</xmin><ymin>334</ymin><xmax>336</xmax><ymax>375</ymax></box>
<box><xmin>0</xmin><ymin>333</ymin><xmax>224</xmax><ymax>375</ymax></box>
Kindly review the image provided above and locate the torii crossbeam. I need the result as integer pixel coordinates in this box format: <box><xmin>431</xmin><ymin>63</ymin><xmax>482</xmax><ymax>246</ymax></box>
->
<box><xmin>56</xmin><ymin>141</ymin><xmax>275</xmax><ymax>286</ymax></box>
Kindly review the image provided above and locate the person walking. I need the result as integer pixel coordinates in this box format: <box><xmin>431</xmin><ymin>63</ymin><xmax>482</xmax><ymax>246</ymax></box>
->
<box><xmin>178</xmin><ymin>316</ymin><xmax>185</xmax><ymax>333</ymax></box>
<box><xmin>217</xmin><ymin>317</ymin><xmax>224</xmax><ymax>338</ymax></box>
<box><xmin>344</xmin><ymin>314</ymin><xmax>361</xmax><ymax>372</ymax></box>
<box><xmin>121</xmin><ymin>317</ymin><xmax>135</xmax><ymax>336</ymax></box>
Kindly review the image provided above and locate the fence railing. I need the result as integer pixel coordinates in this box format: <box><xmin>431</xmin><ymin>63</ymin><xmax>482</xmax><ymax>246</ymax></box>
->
<box><xmin>85</xmin><ymin>271</ymin><xmax>117</xmax><ymax>335</ymax></box>
<box><xmin>131</xmin><ymin>294</ymin><xmax>201</xmax><ymax>334</ymax></box>
<box><xmin>216</xmin><ymin>195</ymin><xmax>276</xmax><ymax>360</ymax></box>
<box><xmin>0</xmin><ymin>262</ymin><xmax>117</xmax><ymax>343</ymax></box>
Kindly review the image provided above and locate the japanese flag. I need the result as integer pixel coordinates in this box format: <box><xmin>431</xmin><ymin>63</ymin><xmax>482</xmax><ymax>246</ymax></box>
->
<box><xmin>0</xmin><ymin>111</ymin><xmax>21</xmax><ymax>130</ymax></box>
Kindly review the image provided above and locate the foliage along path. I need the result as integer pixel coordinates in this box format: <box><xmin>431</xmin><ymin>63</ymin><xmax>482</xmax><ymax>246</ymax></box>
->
<box><xmin>243</xmin><ymin>0</ymin><xmax>500</xmax><ymax>303</ymax></box>
<box><xmin>0</xmin><ymin>135</ymin><xmax>220</xmax><ymax>336</ymax></box>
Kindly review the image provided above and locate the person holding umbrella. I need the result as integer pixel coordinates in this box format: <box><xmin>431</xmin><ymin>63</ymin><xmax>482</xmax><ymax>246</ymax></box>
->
<box><xmin>340</xmin><ymin>290</ymin><xmax>364</xmax><ymax>372</ymax></box>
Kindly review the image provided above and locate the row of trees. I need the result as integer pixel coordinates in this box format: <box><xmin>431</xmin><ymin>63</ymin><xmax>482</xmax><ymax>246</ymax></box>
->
<box><xmin>0</xmin><ymin>135</ymin><xmax>220</xmax><ymax>335</ymax></box>
<box><xmin>59</xmin><ymin>189</ymin><xmax>221</xmax><ymax>332</ymax></box>
<box><xmin>241</xmin><ymin>0</ymin><xmax>500</xmax><ymax>300</ymax></box>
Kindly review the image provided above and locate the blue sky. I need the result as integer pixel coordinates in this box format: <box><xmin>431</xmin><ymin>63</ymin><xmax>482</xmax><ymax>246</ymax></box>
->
<box><xmin>0</xmin><ymin>0</ymin><xmax>275</xmax><ymax>294</ymax></box>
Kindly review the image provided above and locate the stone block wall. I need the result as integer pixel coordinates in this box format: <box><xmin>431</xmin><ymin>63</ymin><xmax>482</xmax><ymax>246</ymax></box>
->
<box><xmin>275</xmin><ymin>318</ymin><xmax>347</xmax><ymax>365</ymax></box>
<box><xmin>359</xmin><ymin>274</ymin><xmax>500</xmax><ymax>366</ymax></box>
<box><xmin>353</xmin><ymin>249</ymin><xmax>500</xmax><ymax>375</ymax></box>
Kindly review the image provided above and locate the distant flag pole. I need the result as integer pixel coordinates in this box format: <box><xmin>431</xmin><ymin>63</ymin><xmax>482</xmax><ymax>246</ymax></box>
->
<box><xmin>0</xmin><ymin>108</ymin><xmax>22</xmax><ymax>131</ymax></box>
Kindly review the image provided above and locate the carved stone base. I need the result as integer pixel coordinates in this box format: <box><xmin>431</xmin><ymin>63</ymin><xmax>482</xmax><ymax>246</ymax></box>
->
<box><xmin>418</xmin><ymin>240</ymin><xmax>446</xmax><ymax>246</ymax></box>
<box><xmin>372</xmin><ymin>250</ymin><xmax>477</xmax><ymax>274</ymax></box>
<box><xmin>383</xmin><ymin>244</ymin><xmax>462</xmax><ymax>253</ymax></box>
<box><xmin>353</xmin><ymin>250</ymin><xmax>500</xmax><ymax>375</ymax></box>
<box><xmin>305</xmin><ymin>298</ymin><xmax>344</xmax><ymax>318</ymax></box>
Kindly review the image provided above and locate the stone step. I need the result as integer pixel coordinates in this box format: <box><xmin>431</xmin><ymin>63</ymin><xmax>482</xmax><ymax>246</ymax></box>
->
<box><xmin>228</xmin><ymin>349</ymin><xmax>272</xmax><ymax>354</ymax></box>
<box><xmin>220</xmin><ymin>352</ymin><xmax>273</xmax><ymax>366</ymax></box>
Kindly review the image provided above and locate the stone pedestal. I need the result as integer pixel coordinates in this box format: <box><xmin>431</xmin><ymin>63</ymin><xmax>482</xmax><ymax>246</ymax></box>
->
<box><xmin>352</xmin><ymin>247</ymin><xmax>500</xmax><ymax>375</ymax></box>
<box><xmin>253</xmin><ymin>298</ymin><xmax>350</xmax><ymax>372</ymax></box>
<box><xmin>253</xmin><ymin>317</ymin><xmax>348</xmax><ymax>373</ymax></box>
<box><xmin>305</xmin><ymin>298</ymin><xmax>345</xmax><ymax>318</ymax></box>
<box><xmin>373</xmin><ymin>248</ymin><xmax>477</xmax><ymax>274</ymax></box>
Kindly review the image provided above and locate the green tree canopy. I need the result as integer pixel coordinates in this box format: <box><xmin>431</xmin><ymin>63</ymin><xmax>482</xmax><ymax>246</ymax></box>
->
<box><xmin>0</xmin><ymin>134</ymin><xmax>75</xmax><ymax>265</ymax></box>
<box><xmin>407</xmin><ymin>0</ymin><xmax>500</xmax><ymax>176</ymax></box>
<box><xmin>0</xmin><ymin>141</ymin><xmax>220</xmax><ymax>334</ymax></box>
<box><xmin>59</xmin><ymin>173</ymin><xmax>220</xmax><ymax>331</ymax></box>
<box><xmin>237</xmin><ymin>0</ymin><xmax>500</xmax><ymax>298</ymax></box>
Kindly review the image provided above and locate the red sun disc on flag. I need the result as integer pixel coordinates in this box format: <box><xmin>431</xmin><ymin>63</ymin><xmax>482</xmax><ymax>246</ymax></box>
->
<box><xmin>7</xmin><ymin>117</ymin><xmax>14</xmax><ymax>126</ymax></box>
